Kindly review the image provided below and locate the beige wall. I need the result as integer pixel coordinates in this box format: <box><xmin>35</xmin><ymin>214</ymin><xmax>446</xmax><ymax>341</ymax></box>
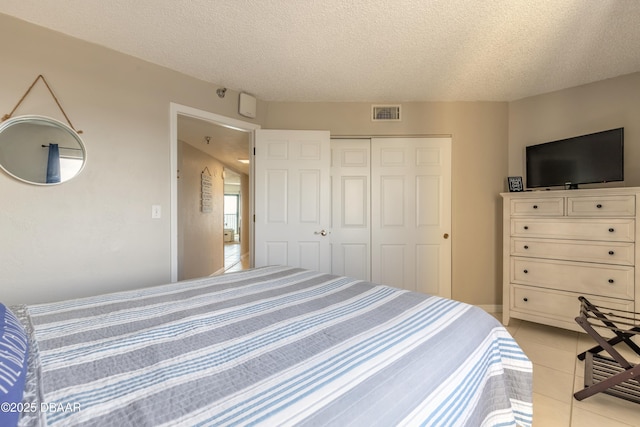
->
<box><xmin>0</xmin><ymin>14</ymin><xmax>264</xmax><ymax>304</ymax></box>
<box><xmin>177</xmin><ymin>141</ymin><xmax>225</xmax><ymax>280</ymax></box>
<box><xmin>508</xmin><ymin>72</ymin><xmax>640</xmax><ymax>187</ymax></box>
<box><xmin>265</xmin><ymin>102</ymin><xmax>509</xmax><ymax>306</ymax></box>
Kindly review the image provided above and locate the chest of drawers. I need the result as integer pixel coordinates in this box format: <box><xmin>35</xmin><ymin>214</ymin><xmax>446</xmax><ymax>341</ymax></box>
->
<box><xmin>501</xmin><ymin>188</ymin><xmax>639</xmax><ymax>332</ymax></box>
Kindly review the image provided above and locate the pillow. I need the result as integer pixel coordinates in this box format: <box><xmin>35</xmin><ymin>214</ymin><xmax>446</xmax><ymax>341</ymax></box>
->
<box><xmin>0</xmin><ymin>304</ymin><xmax>29</xmax><ymax>427</ymax></box>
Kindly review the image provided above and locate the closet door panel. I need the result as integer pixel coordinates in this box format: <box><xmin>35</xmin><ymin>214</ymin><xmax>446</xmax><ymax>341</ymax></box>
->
<box><xmin>416</xmin><ymin>175</ymin><xmax>441</xmax><ymax>227</ymax></box>
<box><xmin>381</xmin><ymin>176</ymin><xmax>406</xmax><ymax>227</ymax></box>
<box><xmin>330</xmin><ymin>139</ymin><xmax>371</xmax><ymax>280</ymax></box>
<box><xmin>380</xmin><ymin>244</ymin><xmax>407</xmax><ymax>289</ymax></box>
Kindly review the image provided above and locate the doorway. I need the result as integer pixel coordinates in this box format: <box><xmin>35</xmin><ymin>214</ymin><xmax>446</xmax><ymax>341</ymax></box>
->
<box><xmin>170</xmin><ymin>103</ymin><xmax>260</xmax><ymax>282</ymax></box>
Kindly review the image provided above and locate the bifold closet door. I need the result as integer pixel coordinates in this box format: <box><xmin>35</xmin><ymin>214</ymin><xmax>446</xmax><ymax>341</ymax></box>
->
<box><xmin>371</xmin><ymin>137</ymin><xmax>451</xmax><ymax>297</ymax></box>
<box><xmin>330</xmin><ymin>139</ymin><xmax>371</xmax><ymax>281</ymax></box>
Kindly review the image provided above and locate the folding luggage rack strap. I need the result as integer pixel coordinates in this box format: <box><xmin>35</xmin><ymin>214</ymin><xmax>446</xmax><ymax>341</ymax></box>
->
<box><xmin>574</xmin><ymin>296</ymin><xmax>640</xmax><ymax>403</ymax></box>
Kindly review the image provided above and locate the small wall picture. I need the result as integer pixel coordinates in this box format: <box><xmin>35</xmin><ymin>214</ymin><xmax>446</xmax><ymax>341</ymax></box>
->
<box><xmin>508</xmin><ymin>176</ymin><xmax>524</xmax><ymax>192</ymax></box>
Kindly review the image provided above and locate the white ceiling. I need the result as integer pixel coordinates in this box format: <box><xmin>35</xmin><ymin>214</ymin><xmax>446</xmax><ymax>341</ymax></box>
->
<box><xmin>2</xmin><ymin>0</ymin><xmax>640</xmax><ymax>103</ymax></box>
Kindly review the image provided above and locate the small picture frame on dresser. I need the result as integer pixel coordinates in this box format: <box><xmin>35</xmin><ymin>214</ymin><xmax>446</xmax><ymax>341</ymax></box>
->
<box><xmin>507</xmin><ymin>176</ymin><xmax>524</xmax><ymax>192</ymax></box>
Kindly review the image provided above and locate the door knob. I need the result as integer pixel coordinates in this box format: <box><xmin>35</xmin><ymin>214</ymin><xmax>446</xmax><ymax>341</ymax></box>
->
<box><xmin>443</xmin><ymin>233</ymin><xmax>449</xmax><ymax>239</ymax></box>
<box><xmin>314</xmin><ymin>229</ymin><xmax>329</xmax><ymax>236</ymax></box>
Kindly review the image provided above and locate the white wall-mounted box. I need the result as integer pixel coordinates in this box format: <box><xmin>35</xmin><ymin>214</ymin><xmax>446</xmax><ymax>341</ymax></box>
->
<box><xmin>239</xmin><ymin>93</ymin><xmax>256</xmax><ymax>118</ymax></box>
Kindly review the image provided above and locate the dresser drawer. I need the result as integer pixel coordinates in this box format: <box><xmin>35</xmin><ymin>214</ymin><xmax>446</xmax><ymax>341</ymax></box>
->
<box><xmin>510</xmin><ymin>237</ymin><xmax>635</xmax><ymax>265</ymax></box>
<box><xmin>511</xmin><ymin>257</ymin><xmax>634</xmax><ymax>299</ymax></box>
<box><xmin>511</xmin><ymin>218</ymin><xmax>635</xmax><ymax>242</ymax></box>
<box><xmin>567</xmin><ymin>195</ymin><xmax>635</xmax><ymax>217</ymax></box>
<box><xmin>510</xmin><ymin>197</ymin><xmax>564</xmax><ymax>216</ymax></box>
<box><xmin>511</xmin><ymin>285</ymin><xmax>634</xmax><ymax>328</ymax></box>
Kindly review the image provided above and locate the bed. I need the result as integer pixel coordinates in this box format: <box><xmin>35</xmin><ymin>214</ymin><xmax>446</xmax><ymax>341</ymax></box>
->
<box><xmin>4</xmin><ymin>266</ymin><xmax>533</xmax><ymax>427</ymax></box>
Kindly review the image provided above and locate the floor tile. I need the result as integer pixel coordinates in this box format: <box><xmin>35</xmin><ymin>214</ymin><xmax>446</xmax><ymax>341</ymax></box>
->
<box><xmin>514</xmin><ymin>321</ymin><xmax>579</xmax><ymax>353</ymax></box>
<box><xmin>532</xmin><ymin>393</ymin><xmax>571</xmax><ymax>427</ymax></box>
<box><xmin>516</xmin><ymin>338</ymin><xmax>577</xmax><ymax>374</ymax></box>
<box><xmin>504</xmin><ymin>318</ymin><xmax>640</xmax><ymax>425</ymax></box>
<box><xmin>224</xmin><ymin>241</ymin><xmax>249</xmax><ymax>272</ymax></box>
<box><xmin>533</xmin><ymin>364</ymin><xmax>575</xmax><ymax>403</ymax></box>
<box><xmin>570</xmin><ymin>407</ymin><xmax>634</xmax><ymax>427</ymax></box>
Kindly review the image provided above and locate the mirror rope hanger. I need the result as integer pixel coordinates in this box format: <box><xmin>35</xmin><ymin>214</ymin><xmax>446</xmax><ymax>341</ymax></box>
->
<box><xmin>1</xmin><ymin>74</ymin><xmax>83</xmax><ymax>134</ymax></box>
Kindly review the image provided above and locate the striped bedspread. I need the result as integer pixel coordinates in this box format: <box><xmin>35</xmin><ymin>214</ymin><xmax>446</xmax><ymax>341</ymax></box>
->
<box><xmin>15</xmin><ymin>266</ymin><xmax>532</xmax><ymax>426</ymax></box>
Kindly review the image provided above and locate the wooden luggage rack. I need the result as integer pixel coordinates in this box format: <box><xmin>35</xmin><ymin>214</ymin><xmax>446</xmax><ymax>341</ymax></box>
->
<box><xmin>574</xmin><ymin>296</ymin><xmax>640</xmax><ymax>402</ymax></box>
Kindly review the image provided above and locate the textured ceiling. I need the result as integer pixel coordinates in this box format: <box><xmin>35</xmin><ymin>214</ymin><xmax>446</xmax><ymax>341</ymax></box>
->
<box><xmin>2</xmin><ymin>0</ymin><xmax>640</xmax><ymax>102</ymax></box>
<box><xmin>178</xmin><ymin>115</ymin><xmax>250</xmax><ymax>176</ymax></box>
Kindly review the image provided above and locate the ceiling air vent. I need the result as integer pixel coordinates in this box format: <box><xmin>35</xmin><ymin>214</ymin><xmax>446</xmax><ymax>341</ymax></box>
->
<box><xmin>372</xmin><ymin>105</ymin><xmax>401</xmax><ymax>121</ymax></box>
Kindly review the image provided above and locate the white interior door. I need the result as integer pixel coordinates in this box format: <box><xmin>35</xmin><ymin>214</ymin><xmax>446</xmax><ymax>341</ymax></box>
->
<box><xmin>254</xmin><ymin>130</ymin><xmax>332</xmax><ymax>272</ymax></box>
<box><xmin>371</xmin><ymin>137</ymin><xmax>452</xmax><ymax>298</ymax></box>
<box><xmin>330</xmin><ymin>139</ymin><xmax>371</xmax><ymax>280</ymax></box>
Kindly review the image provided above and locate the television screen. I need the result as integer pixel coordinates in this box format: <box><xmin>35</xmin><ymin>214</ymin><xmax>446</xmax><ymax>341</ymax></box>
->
<box><xmin>526</xmin><ymin>128</ymin><xmax>624</xmax><ymax>189</ymax></box>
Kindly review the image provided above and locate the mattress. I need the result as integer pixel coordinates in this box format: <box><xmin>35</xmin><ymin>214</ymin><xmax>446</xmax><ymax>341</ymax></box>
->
<box><xmin>9</xmin><ymin>266</ymin><xmax>533</xmax><ymax>426</ymax></box>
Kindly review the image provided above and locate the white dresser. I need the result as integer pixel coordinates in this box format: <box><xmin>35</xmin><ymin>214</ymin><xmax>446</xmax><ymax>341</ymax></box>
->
<box><xmin>501</xmin><ymin>187</ymin><xmax>640</xmax><ymax>332</ymax></box>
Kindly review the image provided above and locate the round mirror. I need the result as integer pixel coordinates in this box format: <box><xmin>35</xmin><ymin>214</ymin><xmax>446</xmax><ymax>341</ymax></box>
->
<box><xmin>0</xmin><ymin>115</ymin><xmax>86</xmax><ymax>185</ymax></box>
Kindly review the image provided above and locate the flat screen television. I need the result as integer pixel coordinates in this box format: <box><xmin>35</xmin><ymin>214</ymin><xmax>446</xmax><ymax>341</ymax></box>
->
<box><xmin>525</xmin><ymin>128</ymin><xmax>624</xmax><ymax>189</ymax></box>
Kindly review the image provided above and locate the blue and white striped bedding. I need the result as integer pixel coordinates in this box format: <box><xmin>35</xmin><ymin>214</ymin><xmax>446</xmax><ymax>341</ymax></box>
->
<box><xmin>13</xmin><ymin>266</ymin><xmax>532</xmax><ymax>426</ymax></box>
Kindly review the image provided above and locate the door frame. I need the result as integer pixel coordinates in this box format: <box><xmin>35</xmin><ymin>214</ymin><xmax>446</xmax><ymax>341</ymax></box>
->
<box><xmin>169</xmin><ymin>103</ymin><xmax>260</xmax><ymax>282</ymax></box>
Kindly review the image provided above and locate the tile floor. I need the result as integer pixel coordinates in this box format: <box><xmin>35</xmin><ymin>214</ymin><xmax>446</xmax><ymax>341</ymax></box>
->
<box><xmin>224</xmin><ymin>241</ymin><xmax>249</xmax><ymax>272</ymax></box>
<box><xmin>501</xmin><ymin>316</ymin><xmax>640</xmax><ymax>426</ymax></box>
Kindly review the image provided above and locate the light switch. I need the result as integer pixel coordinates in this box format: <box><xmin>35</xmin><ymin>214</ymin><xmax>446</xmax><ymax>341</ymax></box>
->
<box><xmin>152</xmin><ymin>205</ymin><xmax>161</xmax><ymax>219</ymax></box>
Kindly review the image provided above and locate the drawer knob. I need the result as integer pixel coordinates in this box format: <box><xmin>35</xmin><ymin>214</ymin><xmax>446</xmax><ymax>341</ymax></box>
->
<box><xmin>523</xmin><ymin>269</ymin><xmax>528</xmax><ymax>274</ymax></box>
<box><xmin>608</xmin><ymin>279</ymin><xmax>615</xmax><ymax>284</ymax></box>
<box><xmin>533</xmin><ymin>205</ymin><xmax>538</xmax><ymax>209</ymax></box>
<box><xmin>609</xmin><ymin>250</ymin><xmax>615</xmax><ymax>255</ymax></box>
<box><xmin>524</xmin><ymin>226</ymin><xmax>529</xmax><ymax>230</ymax></box>
<box><xmin>523</xmin><ymin>297</ymin><xmax>528</xmax><ymax>302</ymax></box>
<box><xmin>609</xmin><ymin>228</ymin><xmax>615</xmax><ymax>233</ymax></box>
<box><xmin>597</xmin><ymin>204</ymin><xmax>603</xmax><ymax>209</ymax></box>
<box><xmin>524</xmin><ymin>245</ymin><xmax>529</xmax><ymax>250</ymax></box>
